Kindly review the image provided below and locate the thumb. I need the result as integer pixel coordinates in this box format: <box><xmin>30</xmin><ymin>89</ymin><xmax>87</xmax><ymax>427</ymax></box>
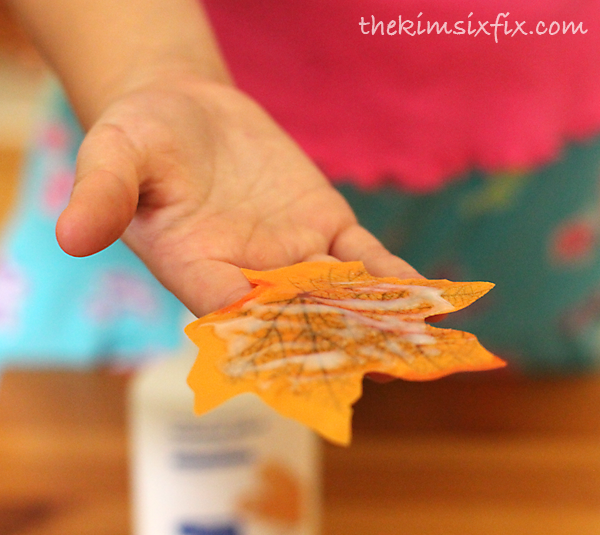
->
<box><xmin>56</xmin><ymin>124</ymin><xmax>140</xmax><ymax>257</ymax></box>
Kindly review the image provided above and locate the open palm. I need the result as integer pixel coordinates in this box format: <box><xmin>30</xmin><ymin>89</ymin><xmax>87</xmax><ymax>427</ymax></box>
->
<box><xmin>56</xmin><ymin>79</ymin><xmax>420</xmax><ymax>317</ymax></box>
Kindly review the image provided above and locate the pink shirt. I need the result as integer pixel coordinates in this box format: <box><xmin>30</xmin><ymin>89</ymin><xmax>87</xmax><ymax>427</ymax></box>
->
<box><xmin>203</xmin><ymin>0</ymin><xmax>600</xmax><ymax>192</ymax></box>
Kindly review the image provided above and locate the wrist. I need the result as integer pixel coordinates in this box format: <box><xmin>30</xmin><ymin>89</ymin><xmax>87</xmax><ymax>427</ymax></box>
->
<box><xmin>6</xmin><ymin>0</ymin><xmax>233</xmax><ymax>130</ymax></box>
<box><xmin>79</xmin><ymin>60</ymin><xmax>233</xmax><ymax>129</ymax></box>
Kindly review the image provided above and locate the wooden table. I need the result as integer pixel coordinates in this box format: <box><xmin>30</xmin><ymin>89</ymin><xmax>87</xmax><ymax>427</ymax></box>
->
<box><xmin>1</xmin><ymin>368</ymin><xmax>599</xmax><ymax>535</ymax></box>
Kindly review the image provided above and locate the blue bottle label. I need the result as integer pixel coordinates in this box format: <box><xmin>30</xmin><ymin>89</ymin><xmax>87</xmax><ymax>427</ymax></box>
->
<box><xmin>180</xmin><ymin>523</ymin><xmax>240</xmax><ymax>535</ymax></box>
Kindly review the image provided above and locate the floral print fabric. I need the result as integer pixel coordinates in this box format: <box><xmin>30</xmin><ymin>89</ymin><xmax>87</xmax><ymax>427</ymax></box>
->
<box><xmin>0</xmin><ymin>85</ymin><xmax>186</xmax><ymax>368</ymax></box>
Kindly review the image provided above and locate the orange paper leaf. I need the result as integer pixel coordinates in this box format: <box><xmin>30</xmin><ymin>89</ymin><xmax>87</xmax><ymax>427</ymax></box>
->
<box><xmin>185</xmin><ymin>261</ymin><xmax>505</xmax><ymax>445</ymax></box>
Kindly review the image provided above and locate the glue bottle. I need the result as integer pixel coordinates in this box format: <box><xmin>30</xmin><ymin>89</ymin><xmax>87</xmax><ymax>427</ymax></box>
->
<box><xmin>129</xmin><ymin>331</ymin><xmax>322</xmax><ymax>535</ymax></box>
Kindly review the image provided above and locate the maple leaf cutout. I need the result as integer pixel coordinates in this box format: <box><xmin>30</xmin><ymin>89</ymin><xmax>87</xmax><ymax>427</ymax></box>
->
<box><xmin>185</xmin><ymin>261</ymin><xmax>505</xmax><ymax>446</ymax></box>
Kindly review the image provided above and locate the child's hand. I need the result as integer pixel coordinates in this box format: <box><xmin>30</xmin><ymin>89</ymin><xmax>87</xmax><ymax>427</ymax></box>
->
<box><xmin>7</xmin><ymin>0</ymin><xmax>420</xmax><ymax>316</ymax></box>
<box><xmin>55</xmin><ymin>76</ymin><xmax>420</xmax><ymax>317</ymax></box>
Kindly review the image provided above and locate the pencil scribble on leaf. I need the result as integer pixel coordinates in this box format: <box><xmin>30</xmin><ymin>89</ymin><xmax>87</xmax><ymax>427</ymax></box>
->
<box><xmin>185</xmin><ymin>261</ymin><xmax>505</xmax><ymax>445</ymax></box>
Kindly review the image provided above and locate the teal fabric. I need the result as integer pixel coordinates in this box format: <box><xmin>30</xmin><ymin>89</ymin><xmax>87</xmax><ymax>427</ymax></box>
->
<box><xmin>0</xmin><ymin>85</ymin><xmax>186</xmax><ymax>368</ymax></box>
<box><xmin>337</xmin><ymin>137</ymin><xmax>600</xmax><ymax>374</ymax></box>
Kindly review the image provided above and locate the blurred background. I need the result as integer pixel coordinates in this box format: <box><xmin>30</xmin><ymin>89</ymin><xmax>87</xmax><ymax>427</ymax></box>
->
<box><xmin>0</xmin><ymin>4</ymin><xmax>600</xmax><ymax>535</ymax></box>
<box><xmin>0</xmin><ymin>1</ymin><xmax>44</xmax><ymax>229</ymax></box>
